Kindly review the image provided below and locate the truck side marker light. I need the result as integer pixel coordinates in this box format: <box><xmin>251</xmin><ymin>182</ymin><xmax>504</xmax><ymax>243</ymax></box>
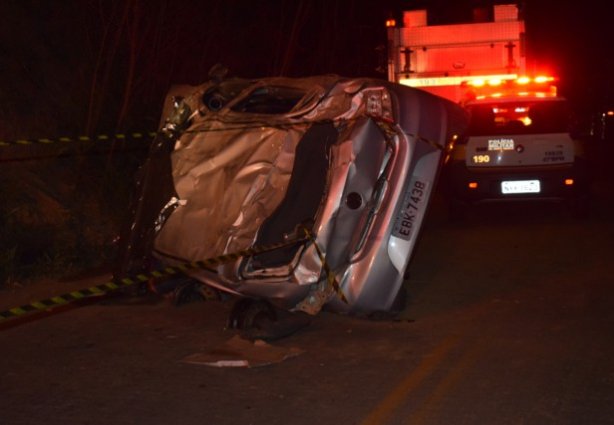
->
<box><xmin>468</xmin><ymin>182</ymin><xmax>478</xmax><ymax>189</ymax></box>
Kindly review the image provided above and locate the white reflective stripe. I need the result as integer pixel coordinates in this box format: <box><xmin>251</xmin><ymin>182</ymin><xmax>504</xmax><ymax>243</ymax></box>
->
<box><xmin>465</xmin><ymin>133</ymin><xmax>574</xmax><ymax>167</ymax></box>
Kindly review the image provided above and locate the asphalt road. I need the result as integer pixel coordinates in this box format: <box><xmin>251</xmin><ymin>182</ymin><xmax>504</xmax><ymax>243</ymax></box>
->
<box><xmin>1</xmin><ymin>142</ymin><xmax>613</xmax><ymax>425</ymax></box>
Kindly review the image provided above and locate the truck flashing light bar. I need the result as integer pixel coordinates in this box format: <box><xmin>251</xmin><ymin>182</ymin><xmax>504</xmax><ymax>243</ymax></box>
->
<box><xmin>467</xmin><ymin>76</ymin><xmax>558</xmax><ymax>99</ymax></box>
<box><xmin>399</xmin><ymin>74</ymin><xmax>518</xmax><ymax>88</ymax></box>
<box><xmin>400</xmin><ymin>74</ymin><xmax>558</xmax><ymax>99</ymax></box>
<box><xmin>466</xmin><ymin>76</ymin><xmax>555</xmax><ymax>87</ymax></box>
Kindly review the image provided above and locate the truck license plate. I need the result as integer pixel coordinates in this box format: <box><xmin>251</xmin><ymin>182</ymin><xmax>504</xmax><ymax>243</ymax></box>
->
<box><xmin>501</xmin><ymin>180</ymin><xmax>540</xmax><ymax>194</ymax></box>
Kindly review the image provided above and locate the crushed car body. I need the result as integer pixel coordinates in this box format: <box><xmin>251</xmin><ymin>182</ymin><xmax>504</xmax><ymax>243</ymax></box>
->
<box><xmin>115</xmin><ymin>73</ymin><xmax>468</xmax><ymax>316</ymax></box>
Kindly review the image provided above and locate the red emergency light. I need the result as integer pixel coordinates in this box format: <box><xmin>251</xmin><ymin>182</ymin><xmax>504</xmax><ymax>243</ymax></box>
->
<box><xmin>462</xmin><ymin>75</ymin><xmax>558</xmax><ymax>101</ymax></box>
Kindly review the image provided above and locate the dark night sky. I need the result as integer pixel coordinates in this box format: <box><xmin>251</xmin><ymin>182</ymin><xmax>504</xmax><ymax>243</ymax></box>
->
<box><xmin>520</xmin><ymin>0</ymin><xmax>612</xmax><ymax>106</ymax></box>
<box><xmin>0</xmin><ymin>0</ymin><xmax>611</xmax><ymax>138</ymax></box>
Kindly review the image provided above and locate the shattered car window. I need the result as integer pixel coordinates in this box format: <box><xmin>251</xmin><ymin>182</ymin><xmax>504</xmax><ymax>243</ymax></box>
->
<box><xmin>230</xmin><ymin>86</ymin><xmax>307</xmax><ymax>114</ymax></box>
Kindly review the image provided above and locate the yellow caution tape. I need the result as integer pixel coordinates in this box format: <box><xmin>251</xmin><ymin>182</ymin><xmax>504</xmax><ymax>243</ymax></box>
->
<box><xmin>291</xmin><ymin>227</ymin><xmax>347</xmax><ymax>315</ymax></box>
<box><xmin>0</xmin><ymin>226</ymin><xmax>349</xmax><ymax>323</ymax></box>
<box><xmin>0</xmin><ymin>234</ymin><xmax>308</xmax><ymax>323</ymax></box>
<box><xmin>0</xmin><ymin>132</ymin><xmax>158</xmax><ymax>148</ymax></box>
<box><xmin>302</xmin><ymin>227</ymin><xmax>346</xmax><ymax>303</ymax></box>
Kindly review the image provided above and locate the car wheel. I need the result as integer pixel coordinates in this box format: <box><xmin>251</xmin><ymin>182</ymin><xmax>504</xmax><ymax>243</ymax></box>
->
<box><xmin>227</xmin><ymin>298</ymin><xmax>278</xmax><ymax>330</ymax></box>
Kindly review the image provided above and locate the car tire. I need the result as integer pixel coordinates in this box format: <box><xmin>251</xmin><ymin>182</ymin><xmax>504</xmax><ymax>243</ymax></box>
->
<box><xmin>227</xmin><ymin>298</ymin><xmax>278</xmax><ymax>331</ymax></box>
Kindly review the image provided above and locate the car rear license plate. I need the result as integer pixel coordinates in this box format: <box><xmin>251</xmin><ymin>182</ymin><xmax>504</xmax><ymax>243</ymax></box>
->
<box><xmin>501</xmin><ymin>180</ymin><xmax>540</xmax><ymax>194</ymax></box>
<box><xmin>393</xmin><ymin>178</ymin><xmax>429</xmax><ymax>241</ymax></box>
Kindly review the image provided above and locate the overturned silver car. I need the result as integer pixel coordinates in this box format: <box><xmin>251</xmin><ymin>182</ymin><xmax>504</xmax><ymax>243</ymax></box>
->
<box><xmin>115</xmin><ymin>73</ymin><xmax>467</xmax><ymax>317</ymax></box>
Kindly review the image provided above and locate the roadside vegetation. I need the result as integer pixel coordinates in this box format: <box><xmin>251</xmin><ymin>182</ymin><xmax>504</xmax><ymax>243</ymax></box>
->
<box><xmin>0</xmin><ymin>148</ymin><xmax>146</xmax><ymax>288</ymax></box>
